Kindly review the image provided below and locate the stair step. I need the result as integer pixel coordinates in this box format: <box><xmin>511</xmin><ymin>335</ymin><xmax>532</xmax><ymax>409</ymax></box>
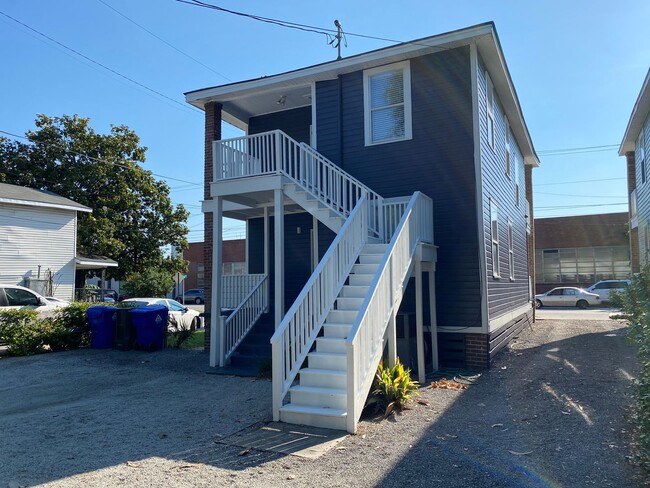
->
<box><xmin>359</xmin><ymin>253</ymin><xmax>383</xmax><ymax>264</ymax></box>
<box><xmin>362</xmin><ymin>244</ymin><xmax>388</xmax><ymax>254</ymax></box>
<box><xmin>336</xmin><ymin>297</ymin><xmax>364</xmax><ymax>310</ymax></box>
<box><xmin>308</xmin><ymin>351</ymin><xmax>347</xmax><ymax>370</ymax></box>
<box><xmin>279</xmin><ymin>404</ymin><xmax>347</xmax><ymax>430</ymax></box>
<box><xmin>339</xmin><ymin>285</ymin><xmax>369</xmax><ymax>298</ymax></box>
<box><xmin>315</xmin><ymin>337</ymin><xmax>347</xmax><ymax>354</ymax></box>
<box><xmin>289</xmin><ymin>385</ymin><xmax>347</xmax><ymax>410</ymax></box>
<box><xmin>349</xmin><ymin>274</ymin><xmax>373</xmax><ymax>286</ymax></box>
<box><xmin>299</xmin><ymin>368</ymin><xmax>347</xmax><ymax>389</ymax></box>
<box><xmin>323</xmin><ymin>323</ymin><xmax>352</xmax><ymax>338</ymax></box>
<box><xmin>326</xmin><ymin>310</ymin><xmax>358</xmax><ymax>324</ymax></box>
<box><xmin>352</xmin><ymin>263</ymin><xmax>379</xmax><ymax>275</ymax></box>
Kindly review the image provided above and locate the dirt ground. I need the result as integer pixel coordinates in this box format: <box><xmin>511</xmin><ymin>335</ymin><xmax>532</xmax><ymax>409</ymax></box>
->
<box><xmin>0</xmin><ymin>316</ymin><xmax>644</xmax><ymax>487</ymax></box>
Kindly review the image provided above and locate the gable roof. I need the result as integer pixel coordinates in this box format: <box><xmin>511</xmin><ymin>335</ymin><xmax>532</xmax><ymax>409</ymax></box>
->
<box><xmin>0</xmin><ymin>182</ymin><xmax>92</xmax><ymax>213</ymax></box>
<box><xmin>619</xmin><ymin>68</ymin><xmax>650</xmax><ymax>155</ymax></box>
<box><xmin>186</xmin><ymin>22</ymin><xmax>539</xmax><ymax>167</ymax></box>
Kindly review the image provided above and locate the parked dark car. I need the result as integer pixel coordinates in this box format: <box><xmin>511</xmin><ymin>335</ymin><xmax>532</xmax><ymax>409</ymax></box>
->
<box><xmin>175</xmin><ymin>288</ymin><xmax>204</xmax><ymax>304</ymax></box>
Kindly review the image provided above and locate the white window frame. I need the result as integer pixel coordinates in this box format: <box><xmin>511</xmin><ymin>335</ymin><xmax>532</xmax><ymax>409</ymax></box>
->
<box><xmin>508</xmin><ymin>220</ymin><xmax>515</xmax><ymax>281</ymax></box>
<box><xmin>491</xmin><ymin>199</ymin><xmax>500</xmax><ymax>278</ymax></box>
<box><xmin>486</xmin><ymin>71</ymin><xmax>496</xmax><ymax>151</ymax></box>
<box><xmin>363</xmin><ymin>60</ymin><xmax>412</xmax><ymax>147</ymax></box>
<box><xmin>505</xmin><ymin>118</ymin><xmax>511</xmax><ymax>178</ymax></box>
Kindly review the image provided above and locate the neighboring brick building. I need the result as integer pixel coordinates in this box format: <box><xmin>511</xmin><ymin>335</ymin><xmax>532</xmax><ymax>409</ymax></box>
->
<box><xmin>534</xmin><ymin>212</ymin><xmax>631</xmax><ymax>293</ymax></box>
<box><xmin>182</xmin><ymin>239</ymin><xmax>246</xmax><ymax>290</ymax></box>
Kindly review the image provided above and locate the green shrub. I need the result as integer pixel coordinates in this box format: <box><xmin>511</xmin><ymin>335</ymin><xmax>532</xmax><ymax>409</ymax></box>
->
<box><xmin>612</xmin><ymin>267</ymin><xmax>650</xmax><ymax>471</ymax></box>
<box><xmin>0</xmin><ymin>309</ymin><xmax>49</xmax><ymax>356</ymax></box>
<box><xmin>51</xmin><ymin>302</ymin><xmax>92</xmax><ymax>349</ymax></box>
<box><xmin>371</xmin><ymin>358</ymin><xmax>419</xmax><ymax>416</ymax></box>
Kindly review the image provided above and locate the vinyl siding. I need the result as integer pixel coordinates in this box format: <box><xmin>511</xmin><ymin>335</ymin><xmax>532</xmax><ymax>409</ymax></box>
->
<box><xmin>316</xmin><ymin>46</ymin><xmax>480</xmax><ymax>329</ymax></box>
<box><xmin>248</xmin><ymin>106</ymin><xmax>312</xmax><ymax>144</ymax></box>
<box><xmin>476</xmin><ymin>56</ymin><xmax>530</xmax><ymax>323</ymax></box>
<box><xmin>635</xmin><ymin>112</ymin><xmax>650</xmax><ymax>265</ymax></box>
<box><xmin>0</xmin><ymin>203</ymin><xmax>77</xmax><ymax>300</ymax></box>
<box><xmin>247</xmin><ymin>212</ymin><xmax>335</xmax><ymax>309</ymax></box>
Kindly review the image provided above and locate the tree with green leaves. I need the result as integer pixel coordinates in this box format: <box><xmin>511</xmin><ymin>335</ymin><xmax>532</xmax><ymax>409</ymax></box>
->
<box><xmin>0</xmin><ymin>114</ymin><xmax>189</xmax><ymax>280</ymax></box>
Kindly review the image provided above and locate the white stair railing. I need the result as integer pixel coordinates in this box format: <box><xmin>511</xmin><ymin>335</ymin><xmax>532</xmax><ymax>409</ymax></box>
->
<box><xmin>214</xmin><ymin>130</ymin><xmax>384</xmax><ymax>238</ymax></box>
<box><xmin>219</xmin><ymin>274</ymin><xmax>269</xmax><ymax>367</ymax></box>
<box><xmin>222</xmin><ymin>274</ymin><xmax>266</xmax><ymax>309</ymax></box>
<box><xmin>346</xmin><ymin>192</ymin><xmax>434</xmax><ymax>433</ymax></box>
<box><xmin>271</xmin><ymin>196</ymin><xmax>369</xmax><ymax>419</ymax></box>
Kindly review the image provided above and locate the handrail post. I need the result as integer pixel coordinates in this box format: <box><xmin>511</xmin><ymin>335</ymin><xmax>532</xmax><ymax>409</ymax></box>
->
<box><xmin>218</xmin><ymin>315</ymin><xmax>226</xmax><ymax>367</ymax></box>
<box><xmin>272</xmin><ymin>338</ymin><xmax>282</xmax><ymax>421</ymax></box>
<box><xmin>213</xmin><ymin>140</ymin><xmax>220</xmax><ymax>182</ymax></box>
<box><xmin>346</xmin><ymin>342</ymin><xmax>356</xmax><ymax>433</ymax></box>
<box><xmin>275</xmin><ymin>130</ymin><xmax>282</xmax><ymax>174</ymax></box>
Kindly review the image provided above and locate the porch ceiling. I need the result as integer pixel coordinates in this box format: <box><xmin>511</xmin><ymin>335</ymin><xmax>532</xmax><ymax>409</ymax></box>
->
<box><xmin>217</xmin><ymin>191</ymin><xmax>307</xmax><ymax>221</ymax></box>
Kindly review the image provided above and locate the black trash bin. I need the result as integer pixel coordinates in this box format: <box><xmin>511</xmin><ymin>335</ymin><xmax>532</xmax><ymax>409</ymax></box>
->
<box><xmin>129</xmin><ymin>305</ymin><xmax>168</xmax><ymax>352</ymax></box>
<box><xmin>113</xmin><ymin>308</ymin><xmax>136</xmax><ymax>351</ymax></box>
<box><xmin>87</xmin><ymin>306</ymin><xmax>116</xmax><ymax>349</ymax></box>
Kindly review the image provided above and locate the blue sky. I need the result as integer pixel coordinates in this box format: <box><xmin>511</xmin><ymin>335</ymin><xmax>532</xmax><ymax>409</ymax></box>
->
<box><xmin>1</xmin><ymin>0</ymin><xmax>648</xmax><ymax>242</ymax></box>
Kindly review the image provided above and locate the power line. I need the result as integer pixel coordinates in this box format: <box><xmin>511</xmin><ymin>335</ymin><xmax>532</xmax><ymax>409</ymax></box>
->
<box><xmin>96</xmin><ymin>0</ymin><xmax>231</xmax><ymax>82</ymax></box>
<box><xmin>539</xmin><ymin>148</ymin><xmax>618</xmax><ymax>157</ymax></box>
<box><xmin>535</xmin><ymin>177</ymin><xmax>626</xmax><ymax>186</ymax></box>
<box><xmin>538</xmin><ymin>144</ymin><xmax>619</xmax><ymax>155</ymax></box>
<box><xmin>536</xmin><ymin>191</ymin><xmax>626</xmax><ymax>199</ymax></box>
<box><xmin>0</xmin><ymin>129</ymin><xmax>202</xmax><ymax>186</ymax></box>
<box><xmin>535</xmin><ymin>203</ymin><xmax>627</xmax><ymax>210</ymax></box>
<box><xmin>0</xmin><ymin>9</ymin><xmax>200</xmax><ymax>117</ymax></box>
<box><xmin>176</xmin><ymin>0</ymin><xmax>459</xmax><ymax>52</ymax></box>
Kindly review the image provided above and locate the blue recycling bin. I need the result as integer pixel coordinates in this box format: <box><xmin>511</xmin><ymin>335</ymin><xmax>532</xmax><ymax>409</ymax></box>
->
<box><xmin>128</xmin><ymin>305</ymin><xmax>168</xmax><ymax>352</ymax></box>
<box><xmin>87</xmin><ymin>306</ymin><xmax>116</xmax><ymax>349</ymax></box>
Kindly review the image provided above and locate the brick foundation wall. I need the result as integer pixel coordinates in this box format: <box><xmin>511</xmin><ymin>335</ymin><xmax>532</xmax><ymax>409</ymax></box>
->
<box><xmin>203</xmin><ymin>101</ymin><xmax>222</xmax><ymax>350</ymax></box>
<box><xmin>465</xmin><ymin>333</ymin><xmax>489</xmax><ymax>369</ymax></box>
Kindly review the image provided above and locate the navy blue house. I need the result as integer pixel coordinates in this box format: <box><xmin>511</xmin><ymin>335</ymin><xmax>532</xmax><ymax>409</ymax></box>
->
<box><xmin>186</xmin><ymin>22</ymin><xmax>539</xmax><ymax>431</ymax></box>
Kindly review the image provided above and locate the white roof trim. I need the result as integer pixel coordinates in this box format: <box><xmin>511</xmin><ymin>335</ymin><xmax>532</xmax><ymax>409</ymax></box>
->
<box><xmin>620</xmin><ymin>68</ymin><xmax>650</xmax><ymax>155</ymax></box>
<box><xmin>75</xmin><ymin>259</ymin><xmax>119</xmax><ymax>268</ymax></box>
<box><xmin>0</xmin><ymin>197</ymin><xmax>92</xmax><ymax>213</ymax></box>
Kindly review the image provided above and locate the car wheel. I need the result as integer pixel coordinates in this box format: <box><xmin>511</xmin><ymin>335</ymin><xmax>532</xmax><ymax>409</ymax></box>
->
<box><xmin>576</xmin><ymin>300</ymin><xmax>588</xmax><ymax>310</ymax></box>
<box><xmin>191</xmin><ymin>317</ymin><xmax>199</xmax><ymax>331</ymax></box>
<box><xmin>195</xmin><ymin>297</ymin><xmax>201</xmax><ymax>305</ymax></box>
<box><xmin>535</xmin><ymin>299</ymin><xmax>542</xmax><ymax>309</ymax></box>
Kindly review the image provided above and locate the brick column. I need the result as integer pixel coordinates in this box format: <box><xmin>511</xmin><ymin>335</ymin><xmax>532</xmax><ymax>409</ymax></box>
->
<box><xmin>626</xmin><ymin>151</ymin><xmax>640</xmax><ymax>273</ymax></box>
<box><xmin>204</xmin><ymin>101</ymin><xmax>223</xmax><ymax>350</ymax></box>
<box><xmin>525</xmin><ymin>165</ymin><xmax>536</xmax><ymax>321</ymax></box>
<box><xmin>465</xmin><ymin>333</ymin><xmax>489</xmax><ymax>369</ymax></box>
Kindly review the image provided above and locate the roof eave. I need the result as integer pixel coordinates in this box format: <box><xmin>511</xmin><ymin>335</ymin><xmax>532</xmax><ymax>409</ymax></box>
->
<box><xmin>619</xmin><ymin>68</ymin><xmax>650</xmax><ymax>156</ymax></box>
<box><xmin>0</xmin><ymin>197</ymin><xmax>92</xmax><ymax>213</ymax></box>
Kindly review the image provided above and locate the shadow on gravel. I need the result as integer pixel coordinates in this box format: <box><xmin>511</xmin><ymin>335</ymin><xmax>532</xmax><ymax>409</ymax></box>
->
<box><xmin>375</xmin><ymin>325</ymin><xmax>641</xmax><ymax>488</ymax></box>
<box><xmin>0</xmin><ymin>348</ymin><xmax>282</xmax><ymax>486</ymax></box>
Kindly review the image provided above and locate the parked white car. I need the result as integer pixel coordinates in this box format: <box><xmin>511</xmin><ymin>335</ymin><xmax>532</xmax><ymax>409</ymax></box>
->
<box><xmin>535</xmin><ymin>287</ymin><xmax>601</xmax><ymax>309</ymax></box>
<box><xmin>121</xmin><ymin>298</ymin><xmax>201</xmax><ymax>330</ymax></box>
<box><xmin>585</xmin><ymin>280</ymin><xmax>631</xmax><ymax>302</ymax></box>
<box><xmin>0</xmin><ymin>284</ymin><xmax>67</xmax><ymax>315</ymax></box>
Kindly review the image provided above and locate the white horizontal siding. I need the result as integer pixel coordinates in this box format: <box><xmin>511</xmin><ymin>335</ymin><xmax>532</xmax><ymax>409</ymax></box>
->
<box><xmin>0</xmin><ymin>203</ymin><xmax>77</xmax><ymax>300</ymax></box>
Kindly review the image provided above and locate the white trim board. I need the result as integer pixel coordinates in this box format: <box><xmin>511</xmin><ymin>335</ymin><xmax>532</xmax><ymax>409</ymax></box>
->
<box><xmin>489</xmin><ymin>302</ymin><xmax>532</xmax><ymax>331</ymax></box>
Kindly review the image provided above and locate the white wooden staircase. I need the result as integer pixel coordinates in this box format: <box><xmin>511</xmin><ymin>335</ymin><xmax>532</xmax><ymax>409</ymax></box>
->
<box><xmin>214</xmin><ymin>130</ymin><xmax>435</xmax><ymax>432</ymax></box>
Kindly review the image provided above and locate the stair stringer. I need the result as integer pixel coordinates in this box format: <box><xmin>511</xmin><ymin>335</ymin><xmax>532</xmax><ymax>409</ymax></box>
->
<box><xmin>283</xmin><ymin>182</ymin><xmax>344</xmax><ymax>233</ymax></box>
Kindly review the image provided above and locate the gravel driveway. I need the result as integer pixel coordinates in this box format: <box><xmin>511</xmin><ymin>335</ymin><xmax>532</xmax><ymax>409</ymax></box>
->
<box><xmin>0</xmin><ymin>317</ymin><xmax>643</xmax><ymax>487</ymax></box>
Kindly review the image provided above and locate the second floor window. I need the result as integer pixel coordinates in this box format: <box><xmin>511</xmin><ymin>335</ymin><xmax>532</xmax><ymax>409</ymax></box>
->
<box><xmin>364</xmin><ymin>61</ymin><xmax>412</xmax><ymax>146</ymax></box>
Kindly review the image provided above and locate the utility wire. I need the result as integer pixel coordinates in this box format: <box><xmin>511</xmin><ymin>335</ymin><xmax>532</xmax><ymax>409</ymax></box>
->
<box><xmin>535</xmin><ymin>203</ymin><xmax>627</xmax><ymax>210</ymax></box>
<box><xmin>536</xmin><ymin>191</ymin><xmax>625</xmax><ymax>199</ymax></box>
<box><xmin>539</xmin><ymin>148</ymin><xmax>618</xmax><ymax>157</ymax></box>
<box><xmin>0</xmin><ymin>9</ymin><xmax>200</xmax><ymax>117</ymax></box>
<box><xmin>0</xmin><ymin>129</ymin><xmax>202</xmax><ymax>186</ymax></box>
<box><xmin>96</xmin><ymin>0</ymin><xmax>231</xmax><ymax>82</ymax></box>
<box><xmin>176</xmin><ymin>0</ymin><xmax>459</xmax><ymax>52</ymax></box>
<box><xmin>538</xmin><ymin>144</ymin><xmax>619</xmax><ymax>155</ymax></box>
<box><xmin>535</xmin><ymin>177</ymin><xmax>626</xmax><ymax>186</ymax></box>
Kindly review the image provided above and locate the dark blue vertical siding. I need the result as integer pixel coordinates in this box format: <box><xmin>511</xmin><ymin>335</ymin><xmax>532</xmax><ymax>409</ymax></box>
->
<box><xmin>248</xmin><ymin>106</ymin><xmax>312</xmax><ymax>143</ymax></box>
<box><xmin>476</xmin><ymin>56</ymin><xmax>531</xmax><ymax>319</ymax></box>
<box><xmin>316</xmin><ymin>46</ymin><xmax>480</xmax><ymax>329</ymax></box>
<box><xmin>248</xmin><ymin>213</ymin><xmax>335</xmax><ymax>309</ymax></box>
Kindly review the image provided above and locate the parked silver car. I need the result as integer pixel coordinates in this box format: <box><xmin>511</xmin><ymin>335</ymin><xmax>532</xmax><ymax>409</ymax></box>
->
<box><xmin>0</xmin><ymin>284</ymin><xmax>67</xmax><ymax>315</ymax></box>
<box><xmin>535</xmin><ymin>287</ymin><xmax>601</xmax><ymax>309</ymax></box>
<box><xmin>585</xmin><ymin>280</ymin><xmax>631</xmax><ymax>302</ymax></box>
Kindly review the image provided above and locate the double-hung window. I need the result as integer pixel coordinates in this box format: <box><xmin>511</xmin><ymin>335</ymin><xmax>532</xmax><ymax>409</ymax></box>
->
<box><xmin>486</xmin><ymin>71</ymin><xmax>495</xmax><ymax>150</ymax></box>
<box><xmin>508</xmin><ymin>220</ymin><xmax>515</xmax><ymax>280</ymax></box>
<box><xmin>491</xmin><ymin>200</ymin><xmax>500</xmax><ymax>278</ymax></box>
<box><xmin>364</xmin><ymin>61</ymin><xmax>412</xmax><ymax>146</ymax></box>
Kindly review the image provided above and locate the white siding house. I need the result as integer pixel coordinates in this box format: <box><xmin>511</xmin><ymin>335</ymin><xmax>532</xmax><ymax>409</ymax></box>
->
<box><xmin>0</xmin><ymin>183</ymin><xmax>91</xmax><ymax>300</ymax></box>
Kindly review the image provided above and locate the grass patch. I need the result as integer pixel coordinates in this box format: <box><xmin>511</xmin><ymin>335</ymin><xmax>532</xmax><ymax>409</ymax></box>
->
<box><xmin>176</xmin><ymin>329</ymin><xmax>204</xmax><ymax>349</ymax></box>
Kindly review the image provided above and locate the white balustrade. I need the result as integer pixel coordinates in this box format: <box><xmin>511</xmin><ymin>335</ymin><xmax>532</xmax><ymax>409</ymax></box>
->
<box><xmin>271</xmin><ymin>196</ymin><xmax>369</xmax><ymax>419</ymax></box>
<box><xmin>221</xmin><ymin>274</ymin><xmax>266</xmax><ymax>309</ymax></box>
<box><xmin>220</xmin><ymin>274</ymin><xmax>269</xmax><ymax>366</ymax></box>
<box><xmin>346</xmin><ymin>192</ymin><xmax>433</xmax><ymax>432</ymax></box>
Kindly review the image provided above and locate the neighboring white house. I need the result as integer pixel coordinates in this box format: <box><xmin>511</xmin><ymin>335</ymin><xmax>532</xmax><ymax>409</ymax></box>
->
<box><xmin>0</xmin><ymin>182</ymin><xmax>91</xmax><ymax>300</ymax></box>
